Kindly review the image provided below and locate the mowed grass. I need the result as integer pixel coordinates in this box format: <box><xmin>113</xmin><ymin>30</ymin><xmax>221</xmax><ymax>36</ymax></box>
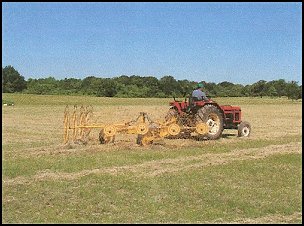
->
<box><xmin>3</xmin><ymin>154</ymin><xmax>302</xmax><ymax>223</ymax></box>
<box><xmin>2</xmin><ymin>93</ymin><xmax>302</xmax><ymax>223</ymax></box>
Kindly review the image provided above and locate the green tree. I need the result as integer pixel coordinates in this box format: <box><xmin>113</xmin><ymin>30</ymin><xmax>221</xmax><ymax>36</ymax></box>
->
<box><xmin>142</xmin><ymin>76</ymin><xmax>160</xmax><ymax>97</ymax></box>
<box><xmin>2</xmin><ymin>65</ymin><xmax>27</xmax><ymax>93</ymax></box>
<box><xmin>58</xmin><ymin>78</ymin><xmax>82</xmax><ymax>95</ymax></box>
<box><xmin>115</xmin><ymin>84</ymin><xmax>150</xmax><ymax>97</ymax></box>
<box><xmin>217</xmin><ymin>81</ymin><xmax>235</xmax><ymax>88</ymax></box>
<box><xmin>271</xmin><ymin>79</ymin><xmax>287</xmax><ymax>97</ymax></box>
<box><xmin>159</xmin><ymin>75</ymin><xmax>179</xmax><ymax>97</ymax></box>
<box><xmin>114</xmin><ymin>75</ymin><xmax>131</xmax><ymax>86</ymax></box>
<box><xmin>267</xmin><ymin>85</ymin><xmax>278</xmax><ymax>97</ymax></box>
<box><xmin>298</xmin><ymin>85</ymin><xmax>302</xmax><ymax>99</ymax></box>
<box><xmin>241</xmin><ymin>85</ymin><xmax>251</xmax><ymax>97</ymax></box>
<box><xmin>215</xmin><ymin>85</ymin><xmax>228</xmax><ymax>97</ymax></box>
<box><xmin>217</xmin><ymin>81</ymin><xmax>239</xmax><ymax>97</ymax></box>
<box><xmin>96</xmin><ymin>79</ymin><xmax>118</xmax><ymax>97</ymax></box>
<box><xmin>229</xmin><ymin>84</ymin><xmax>244</xmax><ymax>97</ymax></box>
<box><xmin>25</xmin><ymin>77</ymin><xmax>58</xmax><ymax>95</ymax></box>
<box><xmin>251</xmin><ymin>80</ymin><xmax>268</xmax><ymax>97</ymax></box>
<box><xmin>81</xmin><ymin>76</ymin><xmax>100</xmax><ymax>95</ymax></box>
<box><xmin>286</xmin><ymin>81</ymin><xmax>301</xmax><ymax>100</ymax></box>
<box><xmin>203</xmin><ymin>82</ymin><xmax>217</xmax><ymax>97</ymax></box>
<box><xmin>176</xmin><ymin>79</ymin><xmax>194</xmax><ymax>97</ymax></box>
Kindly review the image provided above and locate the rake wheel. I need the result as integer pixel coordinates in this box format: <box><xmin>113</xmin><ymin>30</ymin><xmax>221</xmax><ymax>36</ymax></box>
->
<box><xmin>99</xmin><ymin>130</ymin><xmax>115</xmax><ymax>144</ymax></box>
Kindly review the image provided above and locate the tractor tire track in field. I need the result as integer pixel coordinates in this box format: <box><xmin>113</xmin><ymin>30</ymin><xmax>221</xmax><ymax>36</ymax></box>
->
<box><xmin>3</xmin><ymin>142</ymin><xmax>302</xmax><ymax>186</ymax></box>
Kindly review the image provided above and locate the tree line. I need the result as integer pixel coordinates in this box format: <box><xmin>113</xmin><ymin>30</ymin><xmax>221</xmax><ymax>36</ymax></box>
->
<box><xmin>2</xmin><ymin>65</ymin><xmax>302</xmax><ymax>100</ymax></box>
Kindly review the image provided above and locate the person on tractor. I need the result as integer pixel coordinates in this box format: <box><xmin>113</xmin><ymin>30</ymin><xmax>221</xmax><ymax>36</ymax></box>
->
<box><xmin>191</xmin><ymin>83</ymin><xmax>209</xmax><ymax>101</ymax></box>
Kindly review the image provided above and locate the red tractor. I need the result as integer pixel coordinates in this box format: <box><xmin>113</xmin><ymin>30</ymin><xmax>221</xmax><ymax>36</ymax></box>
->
<box><xmin>165</xmin><ymin>96</ymin><xmax>251</xmax><ymax>140</ymax></box>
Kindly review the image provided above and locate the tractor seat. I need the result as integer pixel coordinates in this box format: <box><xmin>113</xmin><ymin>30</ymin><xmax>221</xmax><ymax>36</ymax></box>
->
<box><xmin>187</xmin><ymin>96</ymin><xmax>199</xmax><ymax>113</ymax></box>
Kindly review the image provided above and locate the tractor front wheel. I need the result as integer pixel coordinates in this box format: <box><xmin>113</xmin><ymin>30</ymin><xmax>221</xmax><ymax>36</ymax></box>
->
<box><xmin>238</xmin><ymin>121</ymin><xmax>251</xmax><ymax>137</ymax></box>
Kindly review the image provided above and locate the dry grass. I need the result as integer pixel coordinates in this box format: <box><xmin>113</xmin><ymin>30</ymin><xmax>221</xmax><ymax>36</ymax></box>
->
<box><xmin>2</xmin><ymin>99</ymin><xmax>302</xmax><ymax>148</ymax></box>
<box><xmin>2</xmin><ymin>94</ymin><xmax>302</xmax><ymax>223</ymax></box>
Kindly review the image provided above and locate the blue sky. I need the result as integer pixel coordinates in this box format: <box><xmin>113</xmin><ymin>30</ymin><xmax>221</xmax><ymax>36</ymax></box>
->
<box><xmin>2</xmin><ymin>2</ymin><xmax>302</xmax><ymax>85</ymax></box>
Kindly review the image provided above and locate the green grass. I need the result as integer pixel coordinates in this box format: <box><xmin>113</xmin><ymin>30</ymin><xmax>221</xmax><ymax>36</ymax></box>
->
<box><xmin>2</xmin><ymin>98</ymin><xmax>15</xmax><ymax>105</ymax></box>
<box><xmin>2</xmin><ymin>134</ymin><xmax>301</xmax><ymax>178</ymax></box>
<box><xmin>2</xmin><ymin>93</ymin><xmax>172</xmax><ymax>106</ymax></box>
<box><xmin>2</xmin><ymin>93</ymin><xmax>302</xmax><ymax>106</ymax></box>
<box><xmin>3</xmin><ymin>153</ymin><xmax>302</xmax><ymax>223</ymax></box>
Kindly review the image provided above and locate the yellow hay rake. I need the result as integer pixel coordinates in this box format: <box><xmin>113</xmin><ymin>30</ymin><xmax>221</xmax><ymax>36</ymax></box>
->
<box><xmin>63</xmin><ymin>105</ymin><xmax>209</xmax><ymax>145</ymax></box>
<box><xmin>63</xmin><ymin>105</ymin><xmax>94</xmax><ymax>143</ymax></box>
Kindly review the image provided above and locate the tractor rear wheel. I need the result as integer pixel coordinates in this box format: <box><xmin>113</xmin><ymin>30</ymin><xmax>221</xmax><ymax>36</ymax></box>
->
<box><xmin>165</xmin><ymin>108</ymin><xmax>179</xmax><ymax>122</ymax></box>
<box><xmin>195</xmin><ymin>105</ymin><xmax>224</xmax><ymax>140</ymax></box>
<box><xmin>238</xmin><ymin>121</ymin><xmax>251</xmax><ymax>137</ymax></box>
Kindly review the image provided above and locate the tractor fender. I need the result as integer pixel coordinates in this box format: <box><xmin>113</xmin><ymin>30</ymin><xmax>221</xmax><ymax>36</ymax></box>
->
<box><xmin>169</xmin><ymin>101</ymin><xmax>184</xmax><ymax>114</ymax></box>
<box><xmin>195</xmin><ymin>101</ymin><xmax>225</xmax><ymax>116</ymax></box>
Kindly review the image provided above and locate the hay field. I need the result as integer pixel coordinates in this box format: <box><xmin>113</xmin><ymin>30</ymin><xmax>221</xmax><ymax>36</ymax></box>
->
<box><xmin>2</xmin><ymin>93</ymin><xmax>302</xmax><ymax>223</ymax></box>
